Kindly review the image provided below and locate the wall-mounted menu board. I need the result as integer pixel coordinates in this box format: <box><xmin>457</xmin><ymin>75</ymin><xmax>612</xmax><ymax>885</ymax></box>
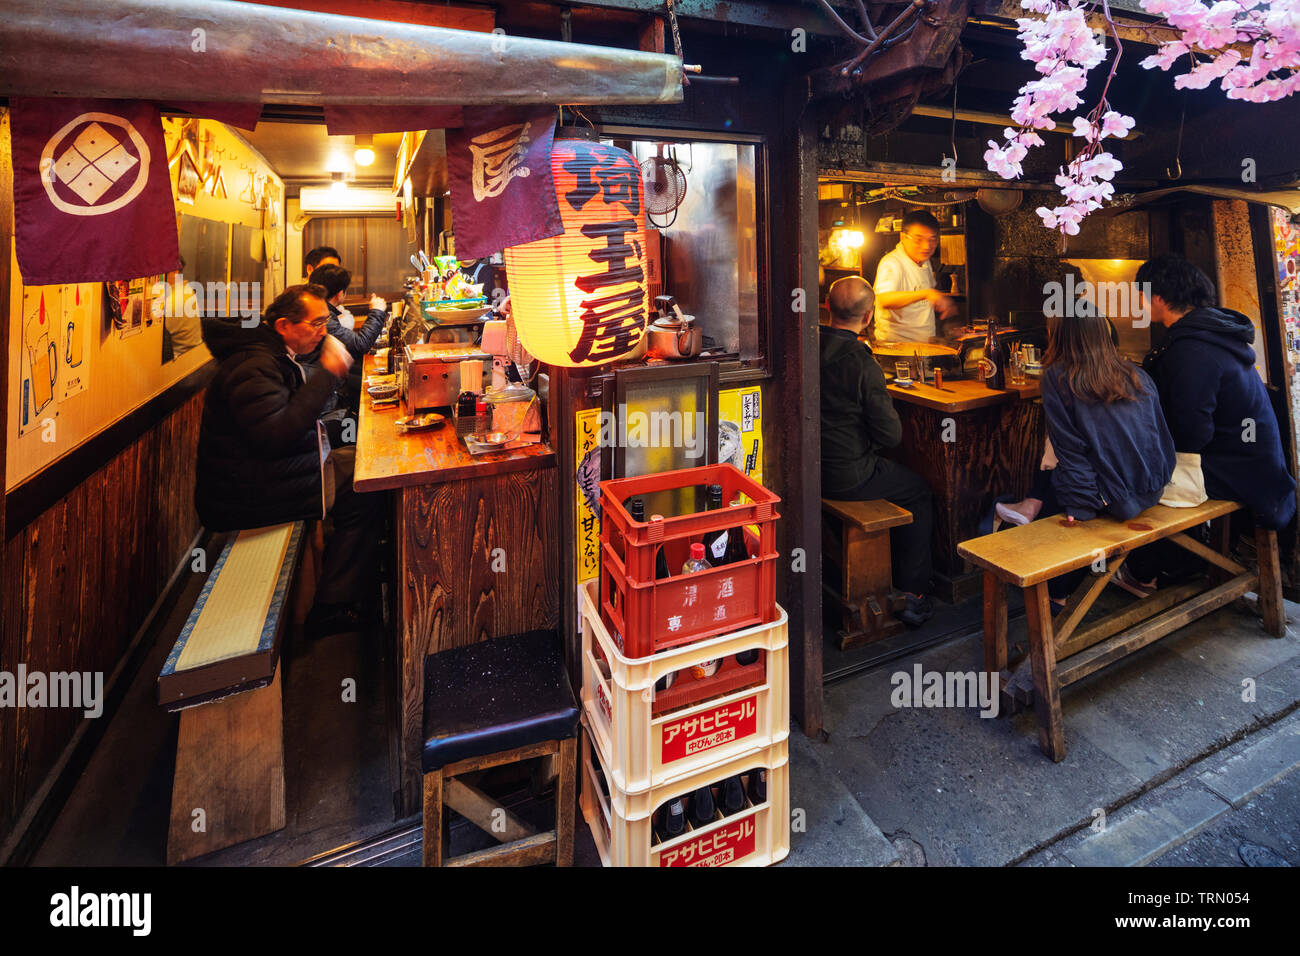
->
<box><xmin>178</xmin><ymin>214</ymin><xmax>230</xmax><ymax>314</ymax></box>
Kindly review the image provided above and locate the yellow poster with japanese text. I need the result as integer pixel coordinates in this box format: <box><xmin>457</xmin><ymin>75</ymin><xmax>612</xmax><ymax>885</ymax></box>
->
<box><xmin>718</xmin><ymin>385</ymin><xmax>763</xmax><ymax>487</ymax></box>
<box><xmin>575</xmin><ymin>407</ymin><xmax>603</xmax><ymax>584</ymax></box>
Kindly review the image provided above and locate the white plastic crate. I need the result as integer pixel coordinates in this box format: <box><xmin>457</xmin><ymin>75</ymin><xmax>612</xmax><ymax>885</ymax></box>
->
<box><xmin>581</xmin><ymin>580</ymin><xmax>789</xmax><ymax>793</ymax></box>
<box><xmin>580</xmin><ymin>727</ymin><xmax>790</xmax><ymax>868</ymax></box>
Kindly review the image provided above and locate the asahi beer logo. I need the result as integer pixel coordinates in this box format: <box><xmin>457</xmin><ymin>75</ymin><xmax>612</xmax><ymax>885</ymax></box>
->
<box><xmin>469</xmin><ymin>122</ymin><xmax>532</xmax><ymax>201</ymax></box>
<box><xmin>40</xmin><ymin>112</ymin><xmax>151</xmax><ymax>216</ymax></box>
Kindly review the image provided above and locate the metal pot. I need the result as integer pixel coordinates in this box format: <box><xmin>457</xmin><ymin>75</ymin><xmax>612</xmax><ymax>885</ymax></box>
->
<box><xmin>646</xmin><ymin>316</ymin><xmax>702</xmax><ymax>360</ymax></box>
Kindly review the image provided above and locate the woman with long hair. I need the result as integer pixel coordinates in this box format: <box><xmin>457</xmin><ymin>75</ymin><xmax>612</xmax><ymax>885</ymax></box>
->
<box><xmin>996</xmin><ymin>311</ymin><xmax>1175</xmax><ymax>598</ymax></box>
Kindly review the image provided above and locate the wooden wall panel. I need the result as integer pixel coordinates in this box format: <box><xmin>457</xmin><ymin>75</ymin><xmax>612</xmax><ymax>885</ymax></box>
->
<box><xmin>0</xmin><ymin>392</ymin><xmax>203</xmax><ymax>849</ymax></box>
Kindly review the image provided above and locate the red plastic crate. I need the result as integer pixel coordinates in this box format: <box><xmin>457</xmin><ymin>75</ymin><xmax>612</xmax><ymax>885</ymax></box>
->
<box><xmin>599</xmin><ymin>464</ymin><xmax>780</xmax><ymax>658</ymax></box>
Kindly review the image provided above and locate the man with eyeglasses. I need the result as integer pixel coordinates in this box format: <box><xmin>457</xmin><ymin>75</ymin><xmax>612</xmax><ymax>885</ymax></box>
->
<box><xmin>872</xmin><ymin>210</ymin><xmax>957</xmax><ymax>343</ymax></box>
<box><xmin>197</xmin><ymin>284</ymin><xmax>382</xmax><ymax>637</ymax></box>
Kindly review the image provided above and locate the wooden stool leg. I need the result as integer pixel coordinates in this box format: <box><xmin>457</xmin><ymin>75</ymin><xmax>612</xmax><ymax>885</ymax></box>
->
<box><xmin>1024</xmin><ymin>583</ymin><xmax>1066</xmax><ymax>762</ymax></box>
<box><xmin>1255</xmin><ymin>528</ymin><xmax>1286</xmax><ymax>638</ymax></box>
<box><xmin>422</xmin><ymin>769</ymin><xmax>444</xmax><ymax>867</ymax></box>
<box><xmin>555</xmin><ymin>736</ymin><xmax>577</xmax><ymax>867</ymax></box>
<box><xmin>984</xmin><ymin>572</ymin><xmax>1007</xmax><ymax>678</ymax></box>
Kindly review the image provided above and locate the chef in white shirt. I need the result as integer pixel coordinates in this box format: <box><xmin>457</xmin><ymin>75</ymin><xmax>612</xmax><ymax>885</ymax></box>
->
<box><xmin>872</xmin><ymin>210</ymin><xmax>957</xmax><ymax>343</ymax></box>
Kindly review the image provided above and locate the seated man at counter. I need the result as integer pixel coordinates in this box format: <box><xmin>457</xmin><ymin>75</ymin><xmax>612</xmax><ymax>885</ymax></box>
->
<box><xmin>820</xmin><ymin>276</ymin><xmax>935</xmax><ymax>626</ymax></box>
<box><xmin>872</xmin><ymin>211</ymin><xmax>957</xmax><ymax>343</ymax></box>
<box><xmin>311</xmin><ymin>263</ymin><xmax>388</xmax><ymax>360</ymax></box>
<box><xmin>303</xmin><ymin>245</ymin><xmax>340</xmax><ymax>281</ymax></box>
<box><xmin>195</xmin><ymin>284</ymin><xmax>382</xmax><ymax>637</ymax></box>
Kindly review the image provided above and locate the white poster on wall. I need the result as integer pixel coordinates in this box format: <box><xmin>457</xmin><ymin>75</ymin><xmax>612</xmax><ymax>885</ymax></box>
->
<box><xmin>58</xmin><ymin>284</ymin><xmax>92</xmax><ymax>401</ymax></box>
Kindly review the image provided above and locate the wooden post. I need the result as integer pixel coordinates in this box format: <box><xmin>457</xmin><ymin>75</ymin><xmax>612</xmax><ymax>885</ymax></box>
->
<box><xmin>983</xmin><ymin>571</ymin><xmax>1007</xmax><ymax>677</ymax></box>
<box><xmin>555</xmin><ymin>736</ymin><xmax>577</xmax><ymax>867</ymax></box>
<box><xmin>1255</xmin><ymin>527</ymin><xmax>1286</xmax><ymax>638</ymax></box>
<box><xmin>421</xmin><ymin>769</ymin><xmax>443</xmax><ymax>867</ymax></box>
<box><xmin>1023</xmin><ymin>582</ymin><xmax>1066</xmax><ymax>762</ymax></box>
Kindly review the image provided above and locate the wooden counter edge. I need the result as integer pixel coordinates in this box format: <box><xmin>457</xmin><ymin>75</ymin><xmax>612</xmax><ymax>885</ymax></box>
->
<box><xmin>354</xmin><ymin>443</ymin><xmax>557</xmax><ymax>493</ymax></box>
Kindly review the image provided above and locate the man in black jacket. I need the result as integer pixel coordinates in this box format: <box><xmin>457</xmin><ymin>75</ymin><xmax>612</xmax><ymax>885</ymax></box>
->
<box><xmin>196</xmin><ymin>284</ymin><xmax>381</xmax><ymax>636</ymax></box>
<box><xmin>1125</xmin><ymin>255</ymin><xmax>1297</xmax><ymax>586</ymax></box>
<box><xmin>311</xmin><ymin>263</ymin><xmax>388</xmax><ymax>360</ymax></box>
<box><xmin>820</xmin><ymin>276</ymin><xmax>935</xmax><ymax>625</ymax></box>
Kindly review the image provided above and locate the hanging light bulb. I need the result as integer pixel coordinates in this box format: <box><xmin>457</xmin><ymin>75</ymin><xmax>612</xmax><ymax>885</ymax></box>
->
<box><xmin>353</xmin><ymin>134</ymin><xmax>375</xmax><ymax>167</ymax></box>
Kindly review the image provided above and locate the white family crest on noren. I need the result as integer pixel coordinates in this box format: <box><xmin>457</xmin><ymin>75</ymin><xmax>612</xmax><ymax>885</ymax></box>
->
<box><xmin>0</xmin><ymin>664</ymin><xmax>103</xmax><ymax>718</ymax></box>
<box><xmin>469</xmin><ymin>122</ymin><xmax>532</xmax><ymax>201</ymax></box>
<box><xmin>49</xmin><ymin>886</ymin><xmax>151</xmax><ymax>936</ymax></box>
<box><xmin>40</xmin><ymin>113</ymin><xmax>151</xmax><ymax>216</ymax></box>
<box><xmin>890</xmin><ymin>664</ymin><xmax>999</xmax><ymax>718</ymax></box>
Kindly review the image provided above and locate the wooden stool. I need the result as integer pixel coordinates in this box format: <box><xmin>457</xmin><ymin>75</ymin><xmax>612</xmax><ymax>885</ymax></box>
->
<box><xmin>821</xmin><ymin>498</ymin><xmax>914</xmax><ymax>650</ymax></box>
<box><xmin>421</xmin><ymin>630</ymin><xmax>580</xmax><ymax>867</ymax></box>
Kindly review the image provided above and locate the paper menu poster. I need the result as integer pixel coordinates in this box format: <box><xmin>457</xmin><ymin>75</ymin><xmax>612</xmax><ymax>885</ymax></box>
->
<box><xmin>19</xmin><ymin>287</ymin><xmax>58</xmax><ymax>434</ymax></box>
<box><xmin>58</xmin><ymin>284</ymin><xmax>92</xmax><ymax>401</ymax></box>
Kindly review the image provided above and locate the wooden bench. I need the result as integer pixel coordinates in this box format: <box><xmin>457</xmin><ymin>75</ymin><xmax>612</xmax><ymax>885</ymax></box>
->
<box><xmin>157</xmin><ymin>521</ymin><xmax>320</xmax><ymax>864</ymax></box>
<box><xmin>822</xmin><ymin>498</ymin><xmax>914</xmax><ymax>649</ymax></box>
<box><xmin>958</xmin><ymin>500</ymin><xmax>1285</xmax><ymax>762</ymax></box>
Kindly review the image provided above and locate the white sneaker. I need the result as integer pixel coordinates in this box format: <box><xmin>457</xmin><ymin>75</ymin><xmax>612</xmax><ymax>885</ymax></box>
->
<box><xmin>995</xmin><ymin>502</ymin><xmax>1032</xmax><ymax>527</ymax></box>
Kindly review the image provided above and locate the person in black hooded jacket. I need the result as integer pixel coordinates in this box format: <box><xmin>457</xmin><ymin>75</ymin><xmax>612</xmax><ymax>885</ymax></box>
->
<box><xmin>820</xmin><ymin>276</ymin><xmax>935</xmax><ymax>626</ymax></box>
<box><xmin>196</xmin><ymin>284</ymin><xmax>381</xmax><ymax>636</ymax></box>
<box><xmin>1125</xmin><ymin>255</ymin><xmax>1297</xmax><ymax>587</ymax></box>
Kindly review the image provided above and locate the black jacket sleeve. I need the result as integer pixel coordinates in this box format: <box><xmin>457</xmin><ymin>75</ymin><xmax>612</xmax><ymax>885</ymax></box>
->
<box><xmin>222</xmin><ymin>356</ymin><xmax>341</xmax><ymax>455</ymax></box>
<box><xmin>861</xmin><ymin>355</ymin><xmax>903</xmax><ymax>450</ymax></box>
<box><xmin>326</xmin><ymin>309</ymin><xmax>386</xmax><ymax>360</ymax></box>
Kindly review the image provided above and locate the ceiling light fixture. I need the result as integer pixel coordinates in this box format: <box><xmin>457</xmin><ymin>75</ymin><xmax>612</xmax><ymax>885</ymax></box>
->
<box><xmin>354</xmin><ymin>134</ymin><xmax>375</xmax><ymax>167</ymax></box>
<box><xmin>331</xmin><ymin>171</ymin><xmax>348</xmax><ymax>193</ymax></box>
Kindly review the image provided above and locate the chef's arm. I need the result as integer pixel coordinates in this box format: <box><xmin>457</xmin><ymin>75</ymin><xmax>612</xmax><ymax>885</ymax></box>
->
<box><xmin>876</xmin><ymin>289</ymin><xmax>944</xmax><ymax>309</ymax></box>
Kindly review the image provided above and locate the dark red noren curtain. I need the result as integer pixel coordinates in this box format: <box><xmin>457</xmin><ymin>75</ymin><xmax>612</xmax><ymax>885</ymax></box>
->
<box><xmin>445</xmin><ymin>106</ymin><xmax>562</xmax><ymax>260</ymax></box>
<box><xmin>11</xmin><ymin>97</ymin><xmax>181</xmax><ymax>285</ymax></box>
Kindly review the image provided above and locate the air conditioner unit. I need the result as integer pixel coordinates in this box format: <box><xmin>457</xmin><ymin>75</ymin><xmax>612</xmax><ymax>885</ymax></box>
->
<box><xmin>298</xmin><ymin>186</ymin><xmax>398</xmax><ymax>214</ymax></box>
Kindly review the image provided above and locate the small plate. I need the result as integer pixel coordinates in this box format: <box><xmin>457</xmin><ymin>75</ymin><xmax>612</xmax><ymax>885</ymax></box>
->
<box><xmin>368</xmin><ymin>384</ymin><xmax>399</xmax><ymax>400</ymax></box>
<box><xmin>469</xmin><ymin>431</ymin><xmax>512</xmax><ymax>449</ymax></box>
<box><xmin>395</xmin><ymin>413</ymin><xmax>445</xmax><ymax>431</ymax></box>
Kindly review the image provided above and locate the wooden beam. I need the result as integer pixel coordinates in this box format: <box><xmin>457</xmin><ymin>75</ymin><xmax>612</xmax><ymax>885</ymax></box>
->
<box><xmin>444</xmin><ymin>779</ymin><xmax>539</xmax><ymax>843</ymax></box>
<box><xmin>1167</xmin><ymin>531</ymin><xmax>1247</xmax><ymax>577</ymax></box>
<box><xmin>1058</xmin><ymin>579</ymin><xmax>1204</xmax><ymax>660</ymax></box>
<box><xmin>1051</xmin><ymin>555</ymin><xmax>1125</xmax><ymax>650</ymax></box>
<box><xmin>638</xmin><ymin>14</ymin><xmax>666</xmax><ymax>54</ymax></box>
<box><xmin>1059</xmin><ymin>573</ymin><xmax>1257</xmax><ymax>686</ymax></box>
<box><xmin>444</xmin><ymin>830</ymin><xmax>557</xmax><ymax>867</ymax></box>
<box><xmin>822</xmin><ymin>164</ymin><xmax>1059</xmax><ymax>191</ymax></box>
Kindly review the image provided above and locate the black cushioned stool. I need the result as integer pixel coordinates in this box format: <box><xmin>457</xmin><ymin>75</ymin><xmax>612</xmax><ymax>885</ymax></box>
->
<box><xmin>422</xmin><ymin>629</ymin><xmax>580</xmax><ymax>867</ymax></box>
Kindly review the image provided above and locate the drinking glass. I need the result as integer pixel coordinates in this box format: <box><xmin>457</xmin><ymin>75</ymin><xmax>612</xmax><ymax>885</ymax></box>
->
<box><xmin>894</xmin><ymin>361</ymin><xmax>912</xmax><ymax>385</ymax></box>
<box><xmin>1009</xmin><ymin>350</ymin><xmax>1026</xmax><ymax>385</ymax></box>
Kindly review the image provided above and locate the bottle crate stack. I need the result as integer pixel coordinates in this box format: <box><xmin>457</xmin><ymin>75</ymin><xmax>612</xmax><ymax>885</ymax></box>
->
<box><xmin>579</xmin><ymin>464</ymin><xmax>790</xmax><ymax>867</ymax></box>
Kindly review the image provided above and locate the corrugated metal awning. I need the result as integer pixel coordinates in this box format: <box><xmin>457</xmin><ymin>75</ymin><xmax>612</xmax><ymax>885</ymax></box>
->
<box><xmin>0</xmin><ymin>0</ymin><xmax>683</xmax><ymax>106</ymax></box>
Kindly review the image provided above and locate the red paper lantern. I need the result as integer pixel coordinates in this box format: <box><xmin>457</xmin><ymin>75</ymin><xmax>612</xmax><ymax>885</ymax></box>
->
<box><xmin>504</xmin><ymin>139</ymin><xmax>647</xmax><ymax>367</ymax></box>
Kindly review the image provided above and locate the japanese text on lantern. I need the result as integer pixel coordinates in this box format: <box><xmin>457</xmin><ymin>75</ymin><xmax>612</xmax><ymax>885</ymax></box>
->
<box><xmin>561</xmin><ymin>143</ymin><xmax>646</xmax><ymax>364</ymax></box>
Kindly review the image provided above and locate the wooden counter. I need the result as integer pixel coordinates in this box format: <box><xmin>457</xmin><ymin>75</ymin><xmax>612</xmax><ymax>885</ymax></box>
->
<box><xmin>355</xmin><ymin>359</ymin><xmax>555</xmax><ymax>491</ymax></box>
<box><xmin>885</xmin><ymin>375</ymin><xmax>1046</xmax><ymax>602</ymax></box>
<box><xmin>887</xmin><ymin>377</ymin><xmax>1041</xmax><ymax>413</ymax></box>
<box><xmin>355</xmin><ymin>357</ymin><xmax>559</xmax><ymax>815</ymax></box>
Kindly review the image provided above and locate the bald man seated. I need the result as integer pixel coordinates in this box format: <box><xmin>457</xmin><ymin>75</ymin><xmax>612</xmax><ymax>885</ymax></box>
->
<box><xmin>819</xmin><ymin>276</ymin><xmax>935</xmax><ymax>626</ymax></box>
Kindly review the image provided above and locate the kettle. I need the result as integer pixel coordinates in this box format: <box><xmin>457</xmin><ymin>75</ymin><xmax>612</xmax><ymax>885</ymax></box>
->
<box><xmin>647</xmin><ymin>295</ymin><xmax>702</xmax><ymax>360</ymax></box>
